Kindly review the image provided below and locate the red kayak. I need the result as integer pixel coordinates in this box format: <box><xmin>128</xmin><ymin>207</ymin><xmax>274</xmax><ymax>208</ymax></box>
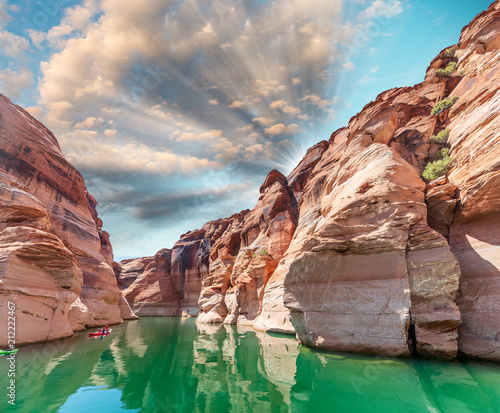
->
<box><xmin>88</xmin><ymin>329</ymin><xmax>112</xmax><ymax>337</ymax></box>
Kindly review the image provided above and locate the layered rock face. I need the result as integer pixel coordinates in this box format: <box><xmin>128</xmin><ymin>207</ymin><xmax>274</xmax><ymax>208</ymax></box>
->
<box><xmin>117</xmin><ymin>211</ymin><xmax>249</xmax><ymax>318</ymax></box>
<box><xmin>282</xmin><ymin>132</ymin><xmax>460</xmax><ymax>357</ymax></box>
<box><xmin>117</xmin><ymin>170</ymin><xmax>299</xmax><ymax>328</ymax></box>
<box><xmin>282</xmin><ymin>1</ymin><xmax>500</xmax><ymax>359</ymax></box>
<box><xmin>224</xmin><ymin>170</ymin><xmax>298</xmax><ymax>329</ymax></box>
<box><xmin>117</xmin><ymin>249</ymin><xmax>179</xmax><ymax>316</ymax></box>
<box><xmin>120</xmin><ymin>2</ymin><xmax>500</xmax><ymax>360</ymax></box>
<box><xmin>444</xmin><ymin>1</ymin><xmax>500</xmax><ymax>360</ymax></box>
<box><xmin>0</xmin><ymin>95</ymin><xmax>134</xmax><ymax>347</ymax></box>
<box><xmin>196</xmin><ymin>211</ymin><xmax>248</xmax><ymax>323</ymax></box>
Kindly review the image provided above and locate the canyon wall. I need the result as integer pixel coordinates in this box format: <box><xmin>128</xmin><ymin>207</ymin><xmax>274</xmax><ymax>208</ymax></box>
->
<box><xmin>117</xmin><ymin>1</ymin><xmax>500</xmax><ymax>360</ymax></box>
<box><xmin>0</xmin><ymin>95</ymin><xmax>135</xmax><ymax>347</ymax></box>
<box><xmin>445</xmin><ymin>1</ymin><xmax>500</xmax><ymax>360</ymax></box>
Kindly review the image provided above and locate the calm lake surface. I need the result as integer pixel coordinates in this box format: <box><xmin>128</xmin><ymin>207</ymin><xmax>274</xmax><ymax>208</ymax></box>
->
<box><xmin>2</xmin><ymin>317</ymin><xmax>500</xmax><ymax>412</ymax></box>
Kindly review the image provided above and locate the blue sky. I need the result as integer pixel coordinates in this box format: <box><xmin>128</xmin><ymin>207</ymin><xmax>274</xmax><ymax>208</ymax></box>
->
<box><xmin>0</xmin><ymin>0</ymin><xmax>493</xmax><ymax>259</ymax></box>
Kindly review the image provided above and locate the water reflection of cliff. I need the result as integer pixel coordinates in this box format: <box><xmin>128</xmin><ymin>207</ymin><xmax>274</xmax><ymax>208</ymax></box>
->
<box><xmin>191</xmin><ymin>324</ymin><xmax>299</xmax><ymax>412</ymax></box>
<box><xmin>2</xmin><ymin>318</ymin><xmax>500</xmax><ymax>412</ymax></box>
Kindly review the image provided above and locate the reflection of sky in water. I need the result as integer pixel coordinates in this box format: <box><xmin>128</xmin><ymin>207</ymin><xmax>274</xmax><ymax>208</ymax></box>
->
<box><xmin>2</xmin><ymin>318</ymin><xmax>500</xmax><ymax>412</ymax></box>
<box><xmin>59</xmin><ymin>386</ymin><xmax>140</xmax><ymax>413</ymax></box>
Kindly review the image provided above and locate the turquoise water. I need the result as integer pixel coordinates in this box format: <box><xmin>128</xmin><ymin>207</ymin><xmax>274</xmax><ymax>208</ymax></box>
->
<box><xmin>1</xmin><ymin>317</ymin><xmax>500</xmax><ymax>412</ymax></box>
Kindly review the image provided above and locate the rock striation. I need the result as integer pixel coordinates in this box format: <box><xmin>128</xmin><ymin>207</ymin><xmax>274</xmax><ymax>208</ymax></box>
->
<box><xmin>445</xmin><ymin>0</ymin><xmax>500</xmax><ymax>361</ymax></box>
<box><xmin>0</xmin><ymin>95</ymin><xmax>135</xmax><ymax>347</ymax></box>
<box><xmin>224</xmin><ymin>170</ymin><xmax>298</xmax><ymax>329</ymax></box>
<box><xmin>116</xmin><ymin>211</ymin><xmax>250</xmax><ymax>319</ymax></box>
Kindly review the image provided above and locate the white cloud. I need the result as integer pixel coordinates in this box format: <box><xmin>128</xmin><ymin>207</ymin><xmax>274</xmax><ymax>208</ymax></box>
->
<box><xmin>213</xmin><ymin>139</ymin><xmax>241</xmax><ymax>163</ymax></box>
<box><xmin>27</xmin><ymin>0</ymin><xmax>101</xmax><ymax>49</ymax></box>
<box><xmin>0</xmin><ymin>68</ymin><xmax>33</xmax><ymax>99</ymax></box>
<box><xmin>0</xmin><ymin>31</ymin><xmax>29</xmax><ymax>57</ymax></box>
<box><xmin>75</xmin><ymin>117</ymin><xmax>105</xmax><ymax>129</ymax></box>
<box><xmin>0</xmin><ymin>0</ymin><xmax>11</xmax><ymax>30</ymax></box>
<box><xmin>300</xmin><ymin>94</ymin><xmax>334</xmax><ymax>108</ymax></box>
<box><xmin>342</xmin><ymin>61</ymin><xmax>356</xmax><ymax>71</ymax></box>
<box><xmin>269</xmin><ymin>100</ymin><xmax>301</xmax><ymax>116</ymax></box>
<box><xmin>26</xmin><ymin>106</ymin><xmax>44</xmax><ymax>120</ymax></box>
<box><xmin>62</xmin><ymin>136</ymin><xmax>219</xmax><ymax>175</ymax></box>
<box><xmin>229</xmin><ymin>100</ymin><xmax>244</xmax><ymax>109</ymax></box>
<box><xmin>243</xmin><ymin>144</ymin><xmax>264</xmax><ymax>161</ymax></box>
<box><xmin>254</xmin><ymin>79</ymin><xmax>287</xmax><ymax>98</ymax></box>
<box><xmin>264</xmin><ymin>123</ymin><xmax>300</xmax><ymax>136</ymax></box>
<box><xmin>32</xmin><ymin>0</ymin><xmax>349</xmax><ymax>203</ymax></box>
<box><xmin>252</xmin><ymin>117</ymin><xmax>274</xmax><ymax>127</ymax></box>
<box><xmin>299</xmin><ymin>22</ymin><xmax>315</xmax><ymax>36</ymax></box>
<box><xmin>357</xmin><ymin>1</ymin><xmax>403</xmax><ymax>22</ymax></box>
<box><xmin>176</xmin><ymin>129</ymin><xmax>223</xmax><ymax>142</ymax></box>
<box><xmin>237</xmin><ymin>124</ymin><xmax>254</xmax><ymax>133</ymax></box>
<box><xmin>27</xmin><ymin>29</ymin><xmax>46</xmax><ymax>48</ymax></box>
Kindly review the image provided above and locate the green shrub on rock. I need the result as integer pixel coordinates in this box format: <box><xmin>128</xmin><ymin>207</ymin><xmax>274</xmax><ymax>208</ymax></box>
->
<box><xmin>422</xmin><ymin>153</ymin><xmax>454</xmax><ymax>182</ymax></box>
<box><xmin>434</xmin><ymin>148</ymin><xmax>450</xmax><ymax>160</ymax></box>
<box><xmin>429</xmin><ymin>129</ymin><xmax>450</xmax><ymax>144</ymax></box>
<box><xmin>431</xmin><ymin>96</ymin><xmax>459</xmax><ymax>116</ymax></box>
<box><xmin>437</xmin><ymin>62</ymin><xmax>457</xmax><ymax>77</ymax></box>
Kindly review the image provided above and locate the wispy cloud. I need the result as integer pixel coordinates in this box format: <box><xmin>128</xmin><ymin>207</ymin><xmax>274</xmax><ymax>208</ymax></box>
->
<box><xmin>357</xmin><ymin>1</ymin><xmax>403</xmax><ymax>22</ymax></box>
<box><xmin>0</xmin><ymin>0</ymin><xmax>12</xmax><ymax>30</ymax></box>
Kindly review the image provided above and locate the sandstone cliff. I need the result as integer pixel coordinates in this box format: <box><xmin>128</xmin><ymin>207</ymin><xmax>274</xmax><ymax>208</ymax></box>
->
<box><xmin>445</xmin><ymin>1</ymin><xmax>500</xmax><ymax>360</ymax></box>
<box><xmin>0</xmin><ymin>95</ymin><xmax>135</xmax><ymax>347</ymax></box>
<box><xmin>117</xmin><ymin>211</ymin><xmax>251</xmax><ymax>319</ymax></box>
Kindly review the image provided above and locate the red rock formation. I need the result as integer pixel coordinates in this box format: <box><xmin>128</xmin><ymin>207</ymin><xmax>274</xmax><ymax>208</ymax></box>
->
<box><xmin>224</xmin><ymin>170</ymin><xmax>297</xmax><ymax>329</ymax></box>
<box><xmin>116</xmin><ymin>212</ymin><xmax>249</xmax><ymax>319</ymax></box>
<box><xmin>171</xmin><ymin>229</ymin><xmax>209</xmax><ymax>316</ymax></box>
<box><xmin>426</xmin><ymin>178</ymin><xmax>458</xmax><ymax>237</ymax></box>
<box><xmin>197</xmin><ymin>211</ymin><xmax>248</xmax><ymax>323</ymax></box>
<box><xmin>0</xmin><ymin>95</ymin><xmax>134</xmax><ymax>347</ymax></box>
<box><xmin>278</xmin><ymin>2</ymin><xmax>500</xmax><ymax>359</ymax></box>
<box><xmin>280</xmin><ymin>130</ymin><xmax>460</xmax><ymax>357</ymax></box>
<box><xmin>115</xmin><ymin>170</ymin><xmax>298</xmax><ymax>330</ymax></box>
<box><xmin>115</xmin><ymin>256</ymin><xmax>155</xmax><ymax>290</ymax></box>
<box><xmin>444</xmin><ymin>0</ymin><xmax>500</xmax><ymax>360</ymax></box>
<box><xmin>119</xmin><ymin>249</ymin><xmax>180</xmax><ymax>316</ymax></box>
<box><xmin>287</xmin><ymin>141</ymin><xmax>329</xmax><ymax>201</ymax></box>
